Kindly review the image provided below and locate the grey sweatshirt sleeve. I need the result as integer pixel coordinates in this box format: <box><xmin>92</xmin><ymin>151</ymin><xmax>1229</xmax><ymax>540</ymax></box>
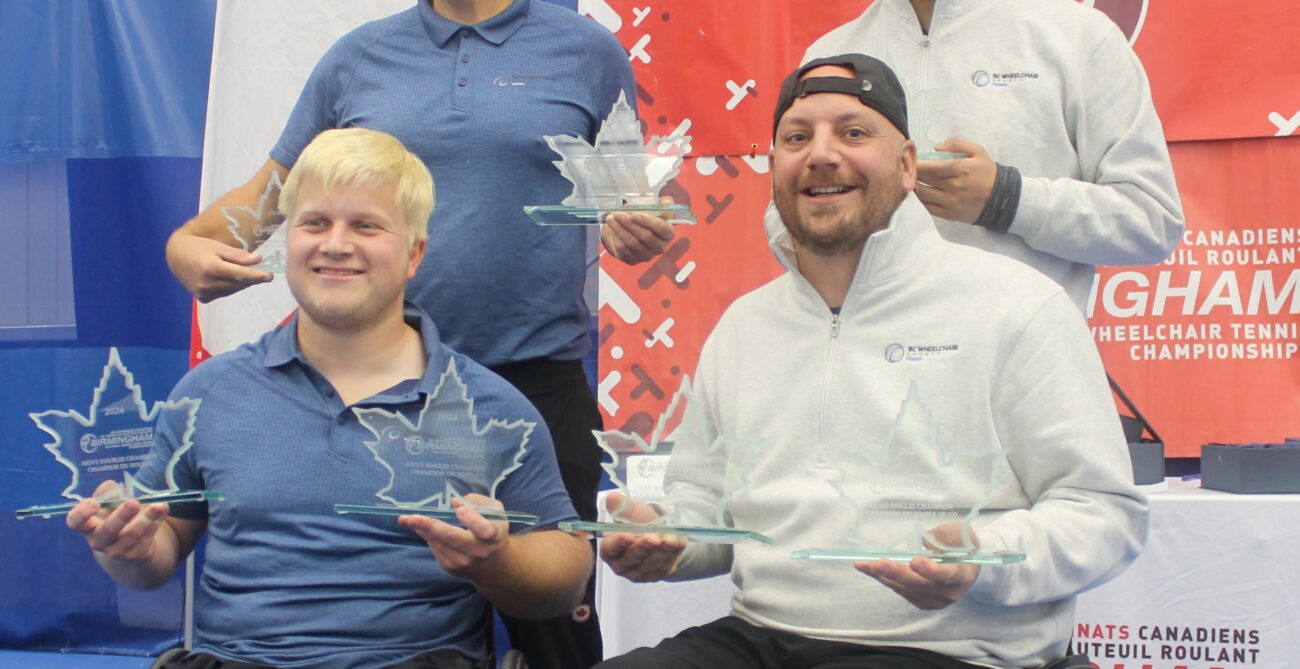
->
<box><xmin>1009</xmin><ymin>27</ymin><xmax>1184</xmax><ymax>267</ymax></box>
<box><xmin>968</xmin><ymin>291</ymin><xmax>1149</xmax><ymax>606</ymax></box>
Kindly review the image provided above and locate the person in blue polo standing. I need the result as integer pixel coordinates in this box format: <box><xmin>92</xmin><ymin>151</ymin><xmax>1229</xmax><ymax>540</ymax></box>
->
<box><xmin>164</xmin><ymin>2</ymin><xmax>672</xmax><ymax>666</ymax></box>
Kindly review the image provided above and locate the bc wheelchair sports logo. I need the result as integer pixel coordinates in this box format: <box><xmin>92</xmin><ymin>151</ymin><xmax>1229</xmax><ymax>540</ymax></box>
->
<box><xmin>1079</xmin><ymin>0</ymin><xmax>1149</xmax><ymax>44</ymax></box>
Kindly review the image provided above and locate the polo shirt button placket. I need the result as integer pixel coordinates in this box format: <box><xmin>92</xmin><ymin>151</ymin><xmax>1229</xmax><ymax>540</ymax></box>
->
<box><xmin>453</xmin><ymin>28</ymin><xmax>473</xmax><ymax>106</ymax></box>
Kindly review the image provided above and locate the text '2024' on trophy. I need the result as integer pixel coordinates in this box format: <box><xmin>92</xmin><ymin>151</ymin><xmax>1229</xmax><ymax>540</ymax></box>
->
<box><xmin>560</xmin><ymin>377</ymin><xmax>772</xmax><ymax>545</ymax></box>
<box><xmin>15</xmin><ymin>348</ymin><xmax>224</xmax><ymax>520</ymax></box>
<box><xmin>524</xmin><ymin>91</ymin><xmax>696</xmax><ymax>226</ymax></box>
<box><xmin>333</xmin><ymin>359</ymin><xmax>539</xmax><ymax>526</ymax></box>
<box><xmin>790</xmin><ymin>380</ymin><xmax>1024</xmax><ymax>565</ymax></box>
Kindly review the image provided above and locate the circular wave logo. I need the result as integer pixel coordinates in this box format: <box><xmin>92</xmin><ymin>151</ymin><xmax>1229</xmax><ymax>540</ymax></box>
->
<box><xmin>971</xmin><ymin>71</ymin><xmax>990</xmax><ymax>87</ymax></box>
<box><xmin>80</xmin><ymin>433</ymin><xmax>98</xmax><ymax>453</ymax></box>
<box><xmin>885</xmin><ymin>344</ymin><xmax>905</xmax><ymax>363</ymax></box>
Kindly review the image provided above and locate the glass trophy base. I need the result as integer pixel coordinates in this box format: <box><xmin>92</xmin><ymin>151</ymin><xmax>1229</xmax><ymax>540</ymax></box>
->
<box><xmin>15</xmin><ymin>490</ymin><xmax>226</xmax><ymax>520</ymax></box>
<box><xmin>790</xmin><ymin>547</ymin><xmax>1026</xmax><ymax>566</ymax></box>
<box><xmin>559</xmin><ymin>520</ymin><xmax>773</xmax><ymax>545</ymax></box>
<box><xmin>333</xmin><ymin>503</ymin><xmax>539</xmax><ymax>526</ymax></box>
<box><xmin>523</xmin><ymin>204</ymin><xmax>696</xmax><ymax>226</ymax></box>
<box><xmin>251</xmin><ymin>263</ymin><xmax>284</xmax><ymax>274</ymax></box>
<box><xmin>918</xmin><ymin>151</ymin><xmax>968</xmax><ymax>161</ymax></box>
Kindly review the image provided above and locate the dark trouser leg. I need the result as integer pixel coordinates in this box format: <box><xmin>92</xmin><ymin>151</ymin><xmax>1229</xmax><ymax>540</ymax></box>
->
<box><xmin>797</xmin><ymin>643</ymin><xmax>986</xmax><ymax>669</ymax></box>
<box><xmin>492</xmin><ymin>359</ymin><xmax>604</xmax><ymax>669</ymax></box>
<box><xmin>596</xmin><ymin>616</ymin><xmax>986</xmax><ymax>669</ymax></box>
<box><xmin>156</xmin><ymin>650</ymin><xmax>483</xmax><ymax>669</ymax></box>
<box><xmin>596</xmin><ymin>617</ymin><xmax>782</xmax><ymax>669</ymax></box>
<box><xmin>151</xmin><ymin>652</ymin><xmax>274</xmax><ymax>669</ymax></box>
<box><xmin>387</xmin><ymin>649</ymin><xmax>488</xmax><ymax>669</ymax></box>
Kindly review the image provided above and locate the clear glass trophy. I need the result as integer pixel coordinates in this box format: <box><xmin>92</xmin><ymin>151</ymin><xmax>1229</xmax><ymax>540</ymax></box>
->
<box><xmin>222</xmin><ymin>171</ymin><xmax>287</xmax><ymax>272</ymax></box>
<box><xmin>790</xmin><ymin>381</ymin><xmax>1024</xmax><ymax>565</ymax></box>
<box><xmin>560</xmin><ymin>376</ymin><xmax>772</xmax><ymax>545</ymax></box>
<box><xmin>334</xmin><ymin>359</ymin><xmax>539</xmax><ymax>526</ymax></box>
<box><xmin>910</xmin><ymin>88</ymin><xmax>967</xmax><ymax>161</ymax></box>
<box><xmin>15</xmin><ymin>348</ymin><xmax>225</xmax><ymax>520</ymax></box>
<box><xmin>524</xmin><ymin>91</ymin><xmax>696</xmax><ymax>226</ymax></box>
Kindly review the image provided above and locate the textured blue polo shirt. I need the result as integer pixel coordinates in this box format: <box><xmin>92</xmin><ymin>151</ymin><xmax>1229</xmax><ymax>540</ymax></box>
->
<box><xmin>134</xmin><ymin>304</ymin><xmax>576</xmax><ymax>669</ymax></box>
<box><xmin>271</xmin><ymin>0</ymin><xmax>636</xmax><ymax>367</ymax></box>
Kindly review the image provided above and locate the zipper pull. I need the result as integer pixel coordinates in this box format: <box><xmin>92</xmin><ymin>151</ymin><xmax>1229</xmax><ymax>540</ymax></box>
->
<box><xmin>830</xmin><ymin>313</ymin><xmax>841</xmax><ymax>338</ymax></box>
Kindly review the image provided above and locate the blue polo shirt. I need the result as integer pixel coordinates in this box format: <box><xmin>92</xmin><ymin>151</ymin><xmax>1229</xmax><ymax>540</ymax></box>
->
<box><xmin>134</xmin><ymin>304</ymin><xmax>576</xmax><ymax>669</ymax></box>
<box><xmin>271</xmin><ymin>0</ymin><xmax>636</xmax><ymax>368</ymax></box>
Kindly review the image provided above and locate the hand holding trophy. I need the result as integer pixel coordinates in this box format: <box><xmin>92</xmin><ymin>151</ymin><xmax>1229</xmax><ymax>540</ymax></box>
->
<box><xmin>560</xmin><ymin>377</ymin><xmax>771</xmax><ymax>546</ymax></box>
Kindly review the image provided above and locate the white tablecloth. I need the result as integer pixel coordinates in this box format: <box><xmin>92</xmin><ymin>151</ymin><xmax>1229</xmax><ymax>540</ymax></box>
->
<box><xmin>595</xmin><ymin>480</ymin><xmax>1300</xmax><ymax>668</ymax></box>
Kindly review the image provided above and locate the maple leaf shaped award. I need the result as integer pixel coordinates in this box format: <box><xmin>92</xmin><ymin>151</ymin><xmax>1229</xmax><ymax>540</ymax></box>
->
<box><xmin>333</xmin><ymin>359</ymin><xmax>539</xmax><ymax>526</ymax></box>
<box><xmin>222</xmin><ymin>171</ymin><xmax>287</xmax><ymax>271</ymax></box>
<box><xmin>560</xmin><ymin>376</ymin><xmax>772</xmax><ymax>545</ymax></box>
<box><xmin>523</xmin><ymin>90</ymin><xmax>697</xmax><ymax>226</ymax></box>
<box><xmin>910</xmin><ymin>87</ymin><xmax>969</xmax><ymax>161</ymax></box>
<box><xmin>16</xmin><ymin>348</ymin><xmax>224</xmax><ymax>520</ymax></box>
<box><xmin>790</xmin><ymin>380</ymin><xmax>1024</xmax><ymax>565</ymax></box>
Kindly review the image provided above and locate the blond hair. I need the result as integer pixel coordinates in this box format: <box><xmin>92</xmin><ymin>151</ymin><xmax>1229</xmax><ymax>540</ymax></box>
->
<box><xmin>280</xmin><ymin>128</ymin><xmax>434</xmax><ymax>247</ymax></box>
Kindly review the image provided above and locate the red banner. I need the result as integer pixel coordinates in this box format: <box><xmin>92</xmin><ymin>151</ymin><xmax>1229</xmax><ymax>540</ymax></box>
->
<box><xmin>597</xmin><ymin>0</ymin><xmax>1300</xmax><ymax>457</ymax></box>
<box><xmin>1091</xmin><ymin>137</ymin><xmax>1300</xmax><ymax>455</ymax></box>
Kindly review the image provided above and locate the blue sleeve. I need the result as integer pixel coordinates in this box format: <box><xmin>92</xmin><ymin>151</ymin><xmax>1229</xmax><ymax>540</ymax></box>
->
<box><xmin>581</xmin><ymin>23</ymin><xmax>638</xmax><ymax>139</ymax></box>
<box><xmin>269</xmin><ymin>37</ymin><xmax>356</xmax><ymax>167</ymax></box>
<box><xmin>132</xmin><ymin>379</ymin><xmax>209</xmax><ymax>521</ymax></box>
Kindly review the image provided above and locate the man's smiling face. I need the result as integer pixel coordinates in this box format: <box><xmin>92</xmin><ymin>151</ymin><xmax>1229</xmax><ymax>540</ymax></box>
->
<box><xmin>285</xmin><ymin>178</ymin><xmax>425</xmax><ymax>332</ymax></box>
<box><xmin>772</xmin><ymin>65</ymin><xmax>916</xmax><ymax>257</ymax></box>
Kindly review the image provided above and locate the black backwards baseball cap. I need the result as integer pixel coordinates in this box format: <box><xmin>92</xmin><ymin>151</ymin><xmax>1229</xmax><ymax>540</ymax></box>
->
<box><xmin>772</xmin><ymin>53</ymin><xmax>909</xmax><ymax>141</ymax></box>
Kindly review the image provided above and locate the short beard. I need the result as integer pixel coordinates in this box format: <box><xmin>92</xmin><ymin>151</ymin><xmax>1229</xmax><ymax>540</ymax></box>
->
<box><xmin>774</xmin><ymin>174</ymin><xmax>904</xmax><ymax>258</ymax></box>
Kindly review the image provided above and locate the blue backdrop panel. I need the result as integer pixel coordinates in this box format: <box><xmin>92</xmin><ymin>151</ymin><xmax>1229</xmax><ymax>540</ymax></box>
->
<box><xmin>0</xmin><ymin>347</ymin><xmax>189</xmax><ymax>655</ymax></box>
<box><xmin>0</xmin><ymin>0</ymin><xmax>215</xmax><ymax>656</ymax></box>
<box><xmin>64</xmin><ymin>157</ymin><xmax>202</xmax><ymax>349</ymax></box>
<box><xmin>0</xmin><ymin>0</ymin><xmax>214</xmax><ymax>162</ymax></box>
<box><xmin>0</xmin><ymin>650</ymin><xmax>153</xmax><ymax>668</ymax></box>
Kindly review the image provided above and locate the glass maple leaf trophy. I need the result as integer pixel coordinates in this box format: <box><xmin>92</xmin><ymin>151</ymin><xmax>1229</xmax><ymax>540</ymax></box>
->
<box><xmin>560</xmin><ymin>377</ymin><xmax>772</xmax><ymax>545</ymax></box>
<box><xmin>223</xmin><ymin>171</ymin><xmax>287</xmax><ymax>271</ymax></box>
<box><xmin>15</xmin><ymin>348</ymin><xmax>224</xmax><ymax>520</ymax></box>
<box><xmin>911</xmin><ymin>88</ymin><xmax>967</xmax><ymax>161</ymax></box>
<box><xmin>790</xmin><ymin>381</ymin><xmax>1025</xmax><ymax>565</ymax></box>
<box><xmin>334</xmin><ymin>360</ymin><xmax>539</xmax><ymax>526</ymax></box>
<box><xmin>524</xmin><ymin>91</ymin><xmax>696</xmax><ymax>226</ymax></box>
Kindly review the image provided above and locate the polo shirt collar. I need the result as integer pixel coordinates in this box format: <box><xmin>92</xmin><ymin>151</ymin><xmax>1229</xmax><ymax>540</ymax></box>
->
<box><xmin>264</xmin><ymin>311</ymin><xmax>304</xmax><ymax>368</ymax></box>
<box><xmin>418</xmin><ymin>0</ymin><xmax>531</xmax><ymax>47</ymax></box>
<box><xmin>262</xmin><ymin>303</ymin><xmax>449</xmax><ymax>395</ymax></box>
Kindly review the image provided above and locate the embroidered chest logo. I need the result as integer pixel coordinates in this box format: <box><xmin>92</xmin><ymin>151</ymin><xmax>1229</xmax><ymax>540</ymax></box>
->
<box><xmin>970</xmin><ymin>71</ymin><xmax>1040</xmax><ymax>88</ymax></box>
<box><xmin>885</xmin><ymin>343</ymin><xmax>961</xmax><ymax>363</ymax></box>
